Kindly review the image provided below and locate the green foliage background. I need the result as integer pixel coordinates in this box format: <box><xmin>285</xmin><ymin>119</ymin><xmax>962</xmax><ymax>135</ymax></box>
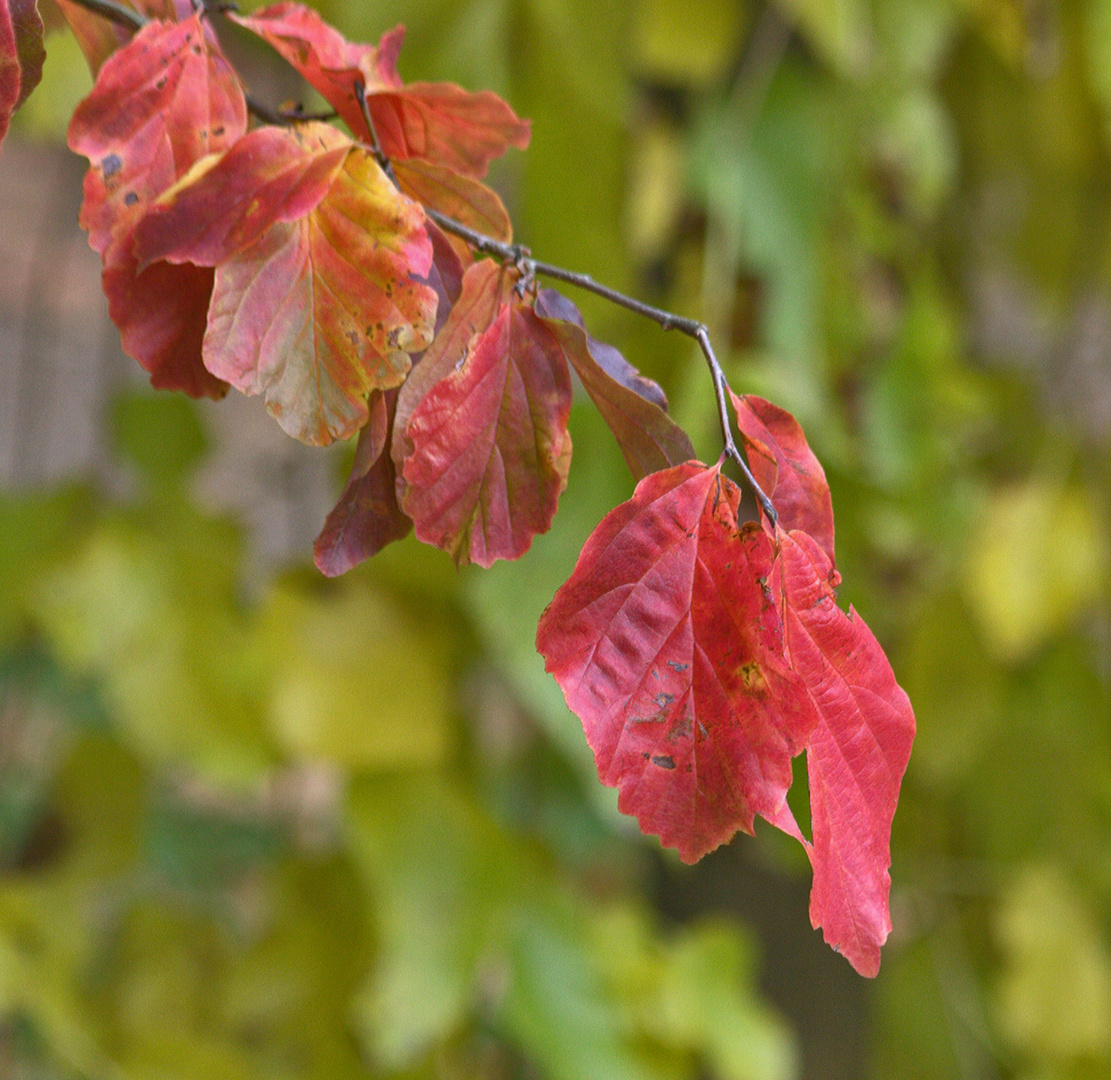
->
<box><xmin>3</xmin><ymin>0</ymin><xmax>1111</xmax><ymax>1077</ymax></box>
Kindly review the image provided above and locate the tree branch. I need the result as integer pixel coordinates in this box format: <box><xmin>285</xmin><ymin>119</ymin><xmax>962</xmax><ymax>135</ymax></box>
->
<box><xmin>54</xmin><ymin>0</ymin><xmax>778</xmax><ymax>525</ymax></box>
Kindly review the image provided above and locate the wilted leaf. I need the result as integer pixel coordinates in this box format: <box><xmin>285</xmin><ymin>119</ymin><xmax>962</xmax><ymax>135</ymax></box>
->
<box><xmin>535</xmin><ymin>289</ymin><xmax>695</xmax><ymax>479</ymax></box>
<box><xmin>400</xmin><ymin>286</ymin><xmax>573</xmax><ymax>566</ymax></box>
<box><xmin>314</xmin><ymin>391</ymin><xmax>412</xmax><ymax>575</ymax></box>
<box><xmin>770</xmin><ymin>528</ymin><xmax>915</xmax><ymax>977</ymax></box>
<box><xmin>230</xmin><ymin>1</ymin><xmax>530</xmax><ymax>177</ymax></box>
<box><xmin>537</xmin><ymin>461</ymin><xmax>818</xmax><ymax>862</ymax></box>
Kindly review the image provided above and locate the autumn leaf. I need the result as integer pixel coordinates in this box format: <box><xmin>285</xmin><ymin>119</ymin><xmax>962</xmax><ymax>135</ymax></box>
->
<box><xmin>393</xmin><ymin>158</ymin><xmax>513</xmax><ymax>245</ymax></box>
<box><xmin>534</xmin><ymin>289</ymin><xmax>695</xmax><ymax>480</ymax></box>
<box><xmin>770</xmin><ymin>528</ymin><xmax>915</xmax><ymax>977</ymax></box>
<box><xmin>230</xmin><ymin>2</ymin><xmax>530</xmax><ymax>178</ymax></box>
<box><xmin>537</xmin><ymin>462</ymin><xmax>819</xmax><ymax>862</ymax></box>
<box><xmin>134</xmin><ymin>122</ymin><xmax>438</xmax><ymax>445</ymax></box>
<box><xmin>731</xmin><ymin>391</ymin><xmax>834</xmax><ymax>562</ymax></box>
<box><xmin>102</xmin><ymin>251</ymin><xmax>227</xmax><ymax>399</ymax></box>
<box><xmin>397</xmin><ymin>265</ymin><xmax>573</xmax><ymax>567</ymax></box>
<box><xmin>0</xmin><ymin>0</ymin><xmax>44</xmax><ymax>149</ymax></box>
<box><xmin>314</xmin><ymin>390</ymin><xmax>411</xmax><ymax>576</ymax></box>
<box><xmin>68</xmin><ymin>13</ymin><xmax>247</xmax><ymax>255</ymax></box>
<box><xmin>67</xmin><ymin>13</ymin><xmax>246</xmax><ymax>397</ymax></box>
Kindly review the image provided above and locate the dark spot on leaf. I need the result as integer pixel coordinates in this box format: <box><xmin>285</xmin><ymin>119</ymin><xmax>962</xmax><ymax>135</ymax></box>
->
<box><xmin>155</xmin><ymin>77</ymin><xmax>166</xmax><ymax>90</ymax></box>
<box><xmin>101</xmin><ymin>153</ymin><xmax>122</xmax><ymax>178</ymax></box>
<box><xmin>213</xmin><ymin>126</ymin><xmax>225</xmax><ymax>137</ymax></box>
<box><xmin>192</xmin><ymin>43</ymin><xmax>203</xmax><ymax>54</ymax></box>
<box><xmin>666</xmin><ymin>660</ymin><xmax>689</xmax><ymax>672</ymax></box>
<box><xmin>651</xmin><ymin>755</ymin><xmax>676</xmax><ymax>770</ymax></box>
<box><xmin>124</xmin><ymin>192</ymin><xmax>139</xmax><ymax>206</ymax></box>
<box><xmin>655</xmin><ymin>692</ymin><xmax>674</xmax><ymax>707</ymax></box>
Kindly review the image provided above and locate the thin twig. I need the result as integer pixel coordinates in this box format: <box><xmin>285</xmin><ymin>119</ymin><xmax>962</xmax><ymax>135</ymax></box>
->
<box><xmin>72</xmin><ymin>0</ymin><xmax>146</xmax><ymax>32</ymax></box>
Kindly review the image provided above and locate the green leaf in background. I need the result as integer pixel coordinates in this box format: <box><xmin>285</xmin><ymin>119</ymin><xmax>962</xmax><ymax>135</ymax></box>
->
<box><xmin>994</xmin><ymin>865</ymin><xmax>1111</xmax><ymax>1063</ymax></box>
<box><xmin>963</xmin><ymin>475</ymin><xmax>1106</xmax><ymax>662</ymax></box>
<box><xmin>260</xmin><ymin>578</ymin><xmax>451</xmax><ymax>770</ymax></box>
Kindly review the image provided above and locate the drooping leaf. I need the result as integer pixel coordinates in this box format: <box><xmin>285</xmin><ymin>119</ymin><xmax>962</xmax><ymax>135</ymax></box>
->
<box><xmin>399</xmin><ymin>284</ymin><xmax>573</xmax><ymax>567</ymax></box>
<box><xmin>67</xmin><ymin>13</ymin><xmax>247</xmax><ymax>256</ymax></box>
<box><xmin>0</xmin><ymin>0</ymin><xmax>45</xmax><ymax>148</ymax></box>
<box><xmin>731</xmin><ymin>390</ymin><xmax>834</xmax><ymax>562</ymax></box>
<box><xmin>314</xmin><ymin>390</ymin><xmax>412</xmax><ymax>576</ymax></box>
<box><xmin>230</xmin><ymin>2</ymin><xmax>530</xmax><ymax>177</ymax></box>
<box><xmin>537</xmin><ymin>461</ymin><xmax>819</xmax><ymax>862</ymax></box>
<box><xmin>101</xmin><ymin>249</ymin><xmax>228</xmax><ymax>398</ymax></box>
<box><xmin>534</xmin><ymin>289</ymin><xmax>695</xmax><ymax>479</ymax></box>
<box><xmin>770</xmin><ymin>528</ymin><xmax>915</xmax><ymax>977</ymax></box>
<box><xmin>53</xmin><ymin>0</ymin><xmax>122</xmax><ymax>76</ymax></box>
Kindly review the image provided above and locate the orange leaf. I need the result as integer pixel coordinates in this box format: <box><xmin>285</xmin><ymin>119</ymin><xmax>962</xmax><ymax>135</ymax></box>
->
<box><xmin>199</xmin><ymin>148</ymin><xmax>437</xmax><ymax>445</ymax></box>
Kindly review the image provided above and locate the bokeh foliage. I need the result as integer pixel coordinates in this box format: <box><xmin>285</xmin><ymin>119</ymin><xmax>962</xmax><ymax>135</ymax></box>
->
<box><xmin>3</xmin><ymin>0</ymin><xmax>1111</xmax><ymax>1078</ymax></box>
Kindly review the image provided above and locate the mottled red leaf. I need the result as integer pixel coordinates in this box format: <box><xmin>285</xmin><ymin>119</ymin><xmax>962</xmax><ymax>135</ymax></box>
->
<box><xmin>770</xmin><ymin>528</ymin><xmax>915</xmax><ymax>977</ymax></box>
<box><xmin>314</xmin><ymin>390</ymin><xmax>412</xmax><ymax>575</ymax></box>
<box><xmin>399</xmin><ymin>286</ymin><xmax>572</xmax><ymax>567</ymax></box>
<box><xmin>537</xmin><ymin>462</ymin><xmax>819</xmax><ymax>861</ymax></box>
<box><xmin>67</xmin><ymin>14</ymin><xmax>247</xmax><ymax>255</ymax></box>
<box><xmin>65</xmin><ymin>14</ymin><xmax>244</xmax><ymax>397</ymax></box>
<box><xmin>230</xmin><ymin>2</ymin><xmax>529</xmax><ymax>178</ymax></box>
<box><xmin>535</xmin><ymin>289</ymin><xmax>696</xmax><ymax>480</ymax></box>
<box><xmin>732</xmin><ymin>391</ymin><xmax>834</xmax><ymax>561</ymax></box>
<box><xmin>102</xmin><ymin>247</ymin><xmax>227</xmax><ymax>398</ymax></box>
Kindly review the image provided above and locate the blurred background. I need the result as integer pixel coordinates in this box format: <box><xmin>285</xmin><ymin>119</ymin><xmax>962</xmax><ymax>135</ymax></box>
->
<box><xmin>2</xmin><ymin>0</ymin><xmax>1110</xmax><ymax>1077</ymax></box>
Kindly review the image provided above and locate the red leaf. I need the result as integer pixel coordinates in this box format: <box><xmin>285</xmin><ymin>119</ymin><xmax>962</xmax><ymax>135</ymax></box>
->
<box><xmin>53</xmin><ymin>0</ymin><xmax>128</xmax><ymax>76</ymax></box>
<box><xmin>0</xmin><ymin>0</ymin><xmax>44</xmax><ymax>149</ymax></box>
<box><xmin>537</xmin><ymin>462</ymin><xmax>819</xmax><ymax>862</ymax></box>
<box><xmin>534</xmin><ymin>289</ymin><xmax>695</xmax><ymax>480</ymax></box>
<box><xmin>366</xmin><ymin>81</ymin><xmax>530</xmax><ymax>179</ymax></box>
<box><xmin>67</xmin><ymin>14</ymin><xmax>247</xmax><ymax>255</ymax></box>
<box><xmin>230</xmin><ymin>2</ymin><xmax>529</xmax><ymax>178</ymax></box>
<box><xmin>392</xmin><ymin>259</ymin><xmax>511</xmax><ymax>480</ymax></box>
<box><xmin>732</xmin><ymin>391</ymin><xmax>834</xmax><ymax>562</ymax></box>
<box><xmin>772</xmin><ymin>529</ymin><xmax>915</xmax><ymax>976</ymax></box>
<box><xmin>399</xmin><ymin>285</ymin><xmax>572</xmax><ymax>567</ymax></box>
<box><xmin>0</xmin><ymin>0</ymin><xmax>19</xmax><ymax>149</ymax></box>
<box><xmin>102</xmin><ymin>247</ymin><xmax>227</xmax><ymax>398</ymax></box>
<box><xmin>314</xmin><ymin>390</ymin><xmax>412</xmax><ymax>575</ymax></box>
<box><xmin>66</xmin><ymin>14</ymin><xmax>244</xmax><ymax>396</ymax></box>
<box><xmin>132</xmin><ymin>123</ymin><xmax>351</xmax><ymax>268</ymax></box>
